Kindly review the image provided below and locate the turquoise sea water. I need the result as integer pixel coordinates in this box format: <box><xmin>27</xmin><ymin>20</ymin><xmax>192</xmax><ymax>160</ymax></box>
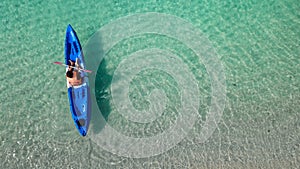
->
<box><xmin>1</xmin><ymin>0</ymin><xmax>299</xmax><ymax>168</ymax></box>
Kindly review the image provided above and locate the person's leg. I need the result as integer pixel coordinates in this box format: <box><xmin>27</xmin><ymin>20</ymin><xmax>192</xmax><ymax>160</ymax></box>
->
<box><xmin>75</xmin><ymin>58</ymin><xmax>83</xmax><ymax>69</ymax></box>
<box><xmin>69</xmin><ymin>60</ymin><xmax>75</xmax><ymax>66</ymax></box>
<box><xmin>68</xmin><ymin>60</ymin><xmax>75</xmax><ymax>72</ymax></box>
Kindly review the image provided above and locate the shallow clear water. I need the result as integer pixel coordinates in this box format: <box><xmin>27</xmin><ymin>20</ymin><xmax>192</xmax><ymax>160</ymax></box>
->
<box><xmin>0</xmin><ymin>0</ymin><xmax>299</xmax><ymax>168</ymax></box>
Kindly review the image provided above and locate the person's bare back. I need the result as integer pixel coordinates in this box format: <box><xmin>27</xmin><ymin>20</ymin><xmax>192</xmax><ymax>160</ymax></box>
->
<box><xmin>67</xmin><ymin>72</ymin><xmax>83</xmax><ymax>86</ymax></box>
<box><xmin>66</xmin><ymin>59</ymin><xmax>83</xmax><ymax>86</ymax></box>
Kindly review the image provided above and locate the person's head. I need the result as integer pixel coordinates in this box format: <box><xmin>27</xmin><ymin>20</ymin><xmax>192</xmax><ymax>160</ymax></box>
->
<box><xmin>66</xmin><ymin>70</ymin><xmax>73</xmax><ymax>78</ymax></box>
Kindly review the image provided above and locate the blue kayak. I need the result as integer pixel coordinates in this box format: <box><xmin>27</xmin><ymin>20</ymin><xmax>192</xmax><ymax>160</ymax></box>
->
<box><xmin>64</xmin><ymin>24</ymin><xmax>91</xmax><ymax>136</ymax></box>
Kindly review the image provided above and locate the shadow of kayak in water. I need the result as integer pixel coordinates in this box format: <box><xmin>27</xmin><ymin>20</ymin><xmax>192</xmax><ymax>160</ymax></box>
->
<box><xmin>83</xmin><ymin>30</ymin><xmax>111</xmax><ymax>135</ymax></box>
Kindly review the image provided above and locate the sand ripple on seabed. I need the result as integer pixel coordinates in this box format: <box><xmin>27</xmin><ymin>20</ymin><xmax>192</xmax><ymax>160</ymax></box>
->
<box><xmin>85</xmin><ymin>6</ymin><xmax>299</xmax><ymax>169</ymax></box>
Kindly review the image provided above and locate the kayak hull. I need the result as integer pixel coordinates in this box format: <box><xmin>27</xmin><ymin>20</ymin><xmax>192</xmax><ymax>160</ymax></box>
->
<box><xmin>64</xmin><ymin>24</ymin><xmax>91</xmax><ymax>136</ymax></box>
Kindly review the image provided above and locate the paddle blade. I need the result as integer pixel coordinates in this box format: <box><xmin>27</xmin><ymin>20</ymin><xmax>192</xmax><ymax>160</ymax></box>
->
<box><xmin>82</xmin><ymin>69</ymin><xmax>92</xmax><ymax>73</ymax></box>
<box><xmin>53</xmin><ymin>61</ymin><xmax>63</xmax><ymax>65</ymax></box>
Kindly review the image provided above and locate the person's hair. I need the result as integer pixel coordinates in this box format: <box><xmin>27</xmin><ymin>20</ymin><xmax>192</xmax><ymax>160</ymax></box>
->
<box><xmin>66</xmin><ymin>71</ymin><xmax>73</xmax><ymax>78</ymax></box>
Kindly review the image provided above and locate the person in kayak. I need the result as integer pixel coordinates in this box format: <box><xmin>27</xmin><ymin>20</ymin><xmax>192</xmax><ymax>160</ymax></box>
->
<box><xmin>66</xmin><ymin>59</ymin><xmax>83</xmax><ymax>86</ymax></box>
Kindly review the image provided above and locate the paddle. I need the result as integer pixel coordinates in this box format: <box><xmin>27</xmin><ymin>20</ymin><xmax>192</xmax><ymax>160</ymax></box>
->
<box><xmin>53</xmin><ymin>61</ymin><xmax>92</xmax><ymax>73</ymax></box>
